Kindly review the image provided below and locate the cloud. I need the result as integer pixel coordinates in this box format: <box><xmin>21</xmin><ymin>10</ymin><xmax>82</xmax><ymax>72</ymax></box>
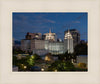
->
<box><xmin>72</xmin><ymin>21</ymin><xmax>80</xmax><ymax>23</ymax></box>
<box><xmin>28</xmin><ymin>15</ymin><xmax>56</xmax><ymax>24</ymax></box>
<box><xmin>76</xmin><ymin>13</ymin><xmax>86</xmax><ymax>20</ymax></box>
<box><xmin>44</xmin><ymin>19</ymin><xmax>56</xmax><ymax>23</ymax></box>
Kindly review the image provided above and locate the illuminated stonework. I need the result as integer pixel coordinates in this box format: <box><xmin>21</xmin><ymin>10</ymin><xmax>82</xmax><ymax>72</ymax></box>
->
<box><xmin>44</xmin><ymin>29</ymin><xmax>57</xmax><ymax>41</ymax></box>
<box><xmin>44</xmin><ymin>41</ymin><xmax>64</xmax><ymax>55</ymax></box>
<box><xmin>64</xmin><ymin>29</ymin><xmax>80</xmax><ymax>47</ymax></box>
<box><xmin>64</xmin><ymin>30</ymin><xmax>73</xmax><ymax>39</ymax></box>
<box><xmin>64</xmin><ymin>30</ymin><xmax>74</xmax><ymax>53</ymax></box>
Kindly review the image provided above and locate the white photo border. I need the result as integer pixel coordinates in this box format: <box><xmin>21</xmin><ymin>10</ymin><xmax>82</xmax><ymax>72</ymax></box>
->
<box><xmin>0</xmin><ymin>0</ymin><xmax>100</xmax><ymax>84</ymax></box>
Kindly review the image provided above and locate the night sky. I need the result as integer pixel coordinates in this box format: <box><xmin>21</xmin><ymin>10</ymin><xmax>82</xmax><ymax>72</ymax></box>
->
<box><xmin>13</xmin><ymin>12</ymin><xmax>88</xmax><ymax>41</ymax></box>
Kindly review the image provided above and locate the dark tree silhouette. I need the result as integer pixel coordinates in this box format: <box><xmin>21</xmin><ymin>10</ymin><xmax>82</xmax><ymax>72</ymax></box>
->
<box><xmin>74</xmin><ymin>43</ymin><xmax>87</xmax><ymax>55</ymax></box>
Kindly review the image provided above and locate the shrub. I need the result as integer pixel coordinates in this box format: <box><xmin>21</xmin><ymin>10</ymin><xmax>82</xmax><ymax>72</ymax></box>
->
<box><xmin>78</xmin><ymin>63</ymin><xmax>87</xmax><ymax>68</ymax></box>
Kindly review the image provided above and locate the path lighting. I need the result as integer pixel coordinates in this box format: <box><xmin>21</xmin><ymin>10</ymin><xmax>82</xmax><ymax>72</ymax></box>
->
<box><xmin>41</xmin><ymin>68</ymin><xmax>44</xmax><ymax>71</ymax></box>
<box><xmin>55</xmin><ymin>69</ymin><xmax>57</xmax><ymax>72</ymax></box>
<box><xmin>24</xmin><ymin>66</ymin><xmax>27</xmax><ymax>69</ymax></box>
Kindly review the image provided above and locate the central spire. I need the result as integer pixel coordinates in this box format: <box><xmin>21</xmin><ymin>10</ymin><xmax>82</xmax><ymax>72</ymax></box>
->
<box><xmin>49</xmin><ymin>28</ymin><xmax>51</xmax><ymax>33</ymax></box>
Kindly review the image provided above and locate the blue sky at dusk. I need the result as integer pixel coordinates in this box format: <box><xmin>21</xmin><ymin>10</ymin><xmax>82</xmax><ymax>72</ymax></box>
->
<box><xmin>13</xmin><ymin>12</ymin><xmax>88</xmax><ymax>41</ymax></box>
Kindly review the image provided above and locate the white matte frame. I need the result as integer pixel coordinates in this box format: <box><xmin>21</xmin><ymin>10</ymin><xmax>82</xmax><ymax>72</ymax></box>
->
<box><xmin>0</xmin><ymin>0</ymin><xmax>100</xmax><ymax>84</ymax></box>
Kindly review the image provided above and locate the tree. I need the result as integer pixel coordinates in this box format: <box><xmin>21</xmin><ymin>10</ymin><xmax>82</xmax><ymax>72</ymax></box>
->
<box><xmin>58</xmin><ymin>51</ymin><xmax>76</xmax><ymax>62</ymax></box>
<box><xmin>26</xmin><ymin>56</ymin><xmax>35</xmax><ymax>67</ymax></box>
<box><xmin>74</xmin><ymin>43</ymin><xmax>87</xmax><ymax>55</ymax></box>
<box><xmin>33</xmin><ymin>54</ymin><xmax>41</xmax><ymax>60</ymax></box>
<box><xmin>26</xmin><ymin>54</ymin><xmax>41</xmax><ymax>66</ymax></box>
<box><xmin>78</xmin><ymin>63</ymin><xmax>87</xmax><ymax>69</ymax></box>
<box><xmin>48</xmin><ymin>60</ymin><xmax>75</xmax><ymax>71</ymax></box>
<box><xmin>13</xmin><ymin>48</ymin><xmax>25</xmax><ymax>54</ymax></box>
<box><xmin>13</xmin><ymin>56</ymin><xmax>17</xmax><ymax>66</ymax></box>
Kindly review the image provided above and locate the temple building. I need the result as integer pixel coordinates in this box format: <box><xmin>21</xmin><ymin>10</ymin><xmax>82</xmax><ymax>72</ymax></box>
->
<box><xmin>21</xmin><ymin>29</ymin><xmax>75</xmax><ymax>55</ymax></box>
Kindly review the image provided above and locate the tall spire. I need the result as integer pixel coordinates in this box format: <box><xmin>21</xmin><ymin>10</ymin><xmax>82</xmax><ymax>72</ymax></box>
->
<box><xmin>49</xmin><ymin>28</ymin><xmax>51</xmax><ymax>33</ymax></box>
<box><xmin>68</xmin><ymin>24</ymin><xmax>70</xmax><ymax>53</ymax></box>
<box><xmin>68</xmin><ymin>24</ymin><xmax>70</xmax><ymax>32</ymax></box>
